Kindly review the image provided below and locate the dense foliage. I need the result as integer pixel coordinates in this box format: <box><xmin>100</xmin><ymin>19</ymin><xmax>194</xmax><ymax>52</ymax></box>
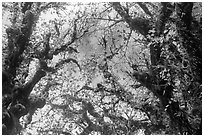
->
<box><xmin>2</xmin><ymin>2</ymin><xmax>202</xmax><ymax>135</ymax></box>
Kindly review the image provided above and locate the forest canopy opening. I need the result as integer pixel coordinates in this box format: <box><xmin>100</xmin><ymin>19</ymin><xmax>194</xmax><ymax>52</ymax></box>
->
<box><xmin>2</xmin><ymin>2</ymin><xmax>202</xmax><ymax>135</ymax></box>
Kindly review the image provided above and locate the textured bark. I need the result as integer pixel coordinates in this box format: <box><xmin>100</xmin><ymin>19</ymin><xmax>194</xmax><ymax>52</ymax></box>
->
<box><xmin>112</xmin><ymin>2</ymin><xmax>201</xmax><ymax>134</ymax></box>
<box><xmin>2</xmin><ymin>3</ymin><xmax>47</xmax><ymax>135</ymax></box>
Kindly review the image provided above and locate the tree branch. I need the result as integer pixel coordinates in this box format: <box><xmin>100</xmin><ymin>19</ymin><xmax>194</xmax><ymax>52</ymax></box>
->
<box><xmin>111</xmin><ymin>2</ymin><xmax>150</xmax><ymax>36</ymax></box>
<box><xmin>55</xmin><ymin>58</ymin><xmax>81</xmax><ymax>71</ymax></box>
<box><xmin>23</xmin><ymin>69</ymin><xmax>46</xmax><ymax>97</ymax></box>
<box><xmin>137</xmin><ymin>2</ymin><xmax>152</xmax><ymax>17</ymax></box>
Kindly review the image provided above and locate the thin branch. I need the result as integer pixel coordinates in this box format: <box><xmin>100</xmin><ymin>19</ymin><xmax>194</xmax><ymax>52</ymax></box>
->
<box><xmin>55</xmin><ymin>58</ymin><xmax>81</xmax><ymax>71</ymax></box>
